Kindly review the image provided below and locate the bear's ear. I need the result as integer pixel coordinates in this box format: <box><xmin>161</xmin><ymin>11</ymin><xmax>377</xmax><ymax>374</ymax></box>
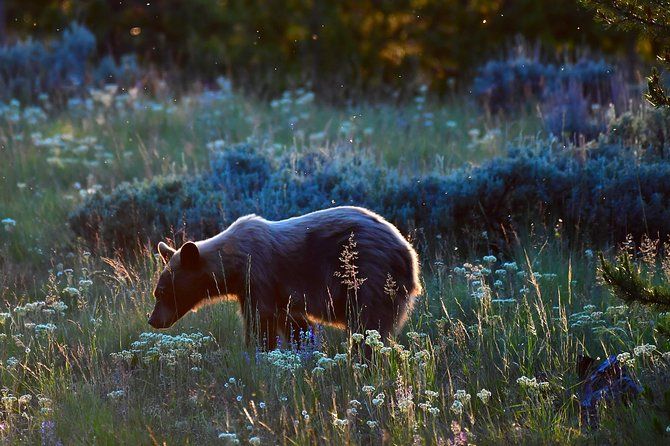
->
<box><xmin>180</xmin><ymin>241</ymin><xmax>200</xmax><ymax>269</ymax></box>
<box><xmin>157</xmin><ymin>241</ymin><xmax>176</xmax><ymax>263</ymax></box>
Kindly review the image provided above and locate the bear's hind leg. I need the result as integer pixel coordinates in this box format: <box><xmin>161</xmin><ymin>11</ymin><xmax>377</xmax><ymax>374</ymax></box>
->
<box><xmin>359</xmin><ymin>304</ymin><xmax>396</xmax><ymax>343</ymax></box>
<box><xmin>259</xmin><ymin>316</ymin><xmax>279</xmax><ymax>350</ymax></box>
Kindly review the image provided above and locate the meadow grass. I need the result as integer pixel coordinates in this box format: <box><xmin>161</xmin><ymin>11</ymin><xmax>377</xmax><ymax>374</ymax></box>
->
<box><xmin>0</xmin><ymin>87</ymin><xmax>668</xmax><ymax>445</ymax></box>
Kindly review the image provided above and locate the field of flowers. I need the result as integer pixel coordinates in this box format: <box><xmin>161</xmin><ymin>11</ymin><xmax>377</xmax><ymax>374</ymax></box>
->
<box><xmin>1</xmin><ymin>63</ymin><xmax>670</xmax><ymax>445</ymax></box>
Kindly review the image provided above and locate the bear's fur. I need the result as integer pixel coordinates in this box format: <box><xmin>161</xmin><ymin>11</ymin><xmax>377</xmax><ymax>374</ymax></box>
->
<box><xmin>148</xmin><ymin>206</ymin><xmax>421</xmax><ymax>349</ymax></box>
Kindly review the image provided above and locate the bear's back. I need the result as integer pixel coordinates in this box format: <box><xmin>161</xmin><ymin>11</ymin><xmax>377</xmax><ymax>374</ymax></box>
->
<box><xmin>263</xmin><ymin>207</ymin><xmax>420</xmax><ymax>322</ymax></box>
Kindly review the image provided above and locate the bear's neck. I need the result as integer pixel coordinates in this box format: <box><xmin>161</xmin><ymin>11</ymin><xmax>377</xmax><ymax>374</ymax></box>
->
<box><xmin>204</xmin><ymin>248</ymin><xmax>248</xmax><ymax>300</ymax></box>
<box><xmin>200</xmin><ymin>216</ymin><xmax>273</xmax><ymax>303</ymax></box>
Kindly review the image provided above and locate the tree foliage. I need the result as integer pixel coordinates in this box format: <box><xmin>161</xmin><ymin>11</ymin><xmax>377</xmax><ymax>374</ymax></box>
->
<box><xmin>1</xmin><ymin>0</ymin><xmax>638</xmax><ymax>97</ymax></box>
<box><xmin>580</xmin><ymin>0</ymin><xmax>670</xmax><ymax>107</ymax></box>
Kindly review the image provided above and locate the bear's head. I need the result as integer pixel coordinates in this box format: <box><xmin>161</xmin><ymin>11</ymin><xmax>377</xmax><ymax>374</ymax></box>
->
<box><xmin>148</xmin><ymin>241</ymin><xmax>218</xmax><ymax>329</ymax></box>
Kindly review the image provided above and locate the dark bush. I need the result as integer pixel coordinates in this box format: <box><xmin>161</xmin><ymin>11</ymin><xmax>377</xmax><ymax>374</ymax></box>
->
<box><xmin>0</xmin><ymin>23</ymin><xmax>95</xmax><ymax>101</ymax></box>
<box><xmin>542</xmin><ymin>81</ymin><xmax>604</xmax><ymax>140</ymax></box>
<box><xmin>473</xmin><ymin>55</ymin><xmax>615</xmax><ymax>113</ymax></box>
<box><xmin>94</xmin><ymin>54</ymin><xmax>142</xmax><ymax>87</ymax></box>
<box><xmin>0</xmin><ymin>22</ymin><xmax>141</xmax><ymax>103</ymax></box>
<box><xmin>69</xmin><ymin>142</ymin><xmax>670</xmax><ymax>253</ymax></box>
<box><xmin>473</xmin><ymin>54</ymin><xmax>622</xmax><ymax>139</ymax></box>
<box><xmin>473</xmin><ymin>57</ymin><xmax>552</xmax><ymax>112</ymax></box>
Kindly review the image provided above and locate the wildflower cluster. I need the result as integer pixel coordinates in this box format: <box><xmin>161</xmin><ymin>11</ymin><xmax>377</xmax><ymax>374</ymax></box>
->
<box><xmin>31</xmin><ymin>132</ymin><xmax>118</xmax><ymax>171</ymax></box>
<box><xmin>0</xmin><ymin>99</ymin><xmax>47</xmax><ymax>126</ymax></box>
<box><xmin>633</xmin><ymin>344</ymin><xmax>656</xmax><ymax>356</ymax></box>
<box><xmin>0</xmin><ymin>389</ymin><xmax>52</xmax><ymax>425</ymax></box>
<box><xmin>476</xmin><ymin>389</ymin><xmax>492</xmax><ymax>405</ymax></box>
<box><xmin>615</xmin><ymin>343</ymin><xmax>658</xmax><ymax>368</ymax></box>
<box><xmin>218</xmin><ymin>432</ymin><xmax>240</xmax><ymax>444</ymax></box>
<box><xmin>269</xmin><ymin>88</ymin><xmax>315</xmax><ymax>131</ymax></box>
<box><xmin>364</xmin><ymin>329</ymin><xmax>384</xmax><ymax>349</ymax></box>
<box><xmin>395</xmin><ymin>375</ymin><xmax>414</xmax><ymax>413</ymax></box>
<box><xmin>616</xmin><ymin>352</ymin><xmax>636</xmax><ymax>367</ymax></box>
<box><xmin>110</xmin><ymin>332</ymin><xmax>214</xmax><ymax>368</ymax></box>
<box><xmin>372</xmin><ymin>393</ymin><xmax>385</xmax><ymax>407</ymax></box>
<box><xmin>2</xmin><ymin>295</ymin><xmax>69</xmax><ymax>345</ymax></box>
<box><xmin>417</xmin><ymin>390</ymin><xmax>441</xmax><ymax>416</ymax></box>
<box><xmin>1</xmin><ymin>217</ymin><xmax>16</xmax><ymax>231</ymax></box>
<box><xmin>12</xmin><ymin>300</ymin><xmax>67</xmax><ymax>318</ymax></box>
<box><xmin>256</xmin><ymin>349</ymin><xmax>302</xmax><ymax>373</ymax></box>
<box><xmin>569</xmin><ymin>304</ymin><xmax>632</xmax><ymax>337</ymax></box>
<box><xmin>106</xmin><ymin>390</ymin><xmax>125</xmax><ymax>401</ymax></box>
<box><xmin>332</xmin><ymin>416</ymin><xmax>349</xmax><ymax>429</ymax></box>
<box><xmin>516</xmin><ymin>376</ymin><xmax>550</xmax><ymax>392</ymax></box>
<box><xmin>453</xmin><ymin>261</ymin><xmax>493</xmax><ymax>300</ymax></box>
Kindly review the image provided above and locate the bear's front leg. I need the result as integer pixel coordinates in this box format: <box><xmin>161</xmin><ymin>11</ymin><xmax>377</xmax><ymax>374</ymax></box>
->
<box><xmin>242</xmin><ymin>308</ymin><xmax>279</xmax><ymax>351</ymax></box>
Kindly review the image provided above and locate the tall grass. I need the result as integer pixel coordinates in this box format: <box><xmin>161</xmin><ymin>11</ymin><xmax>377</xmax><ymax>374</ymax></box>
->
<box><xmin>1</xmin><ymin>85</ymin><xmax>668</xmax><ymax>444</ymax></box>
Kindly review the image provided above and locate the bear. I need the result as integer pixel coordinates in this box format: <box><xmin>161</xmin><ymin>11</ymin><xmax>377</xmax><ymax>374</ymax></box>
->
<box><xmin>148</xmin><ymin>206</ymin><xmax>421</xmax><ymax>349</ymax></box>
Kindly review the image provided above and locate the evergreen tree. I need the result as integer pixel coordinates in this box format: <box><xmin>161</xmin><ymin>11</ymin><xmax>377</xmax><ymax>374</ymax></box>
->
<box><xmin>580</xmin><ymin>0</ymin><xmax>670</xmax><ymax>107</ymax></box>
<box><xmin>599</xmin><ymin>252</ymin><xmax>670</xmax><ymax>311</ymax></box>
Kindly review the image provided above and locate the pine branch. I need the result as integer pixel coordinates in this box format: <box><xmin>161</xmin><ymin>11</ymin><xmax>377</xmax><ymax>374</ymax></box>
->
<box><xmin>580</xmin><ymin>0</ymin><xmax>670</xmax><ymax>109</ymax></box>
<box><xmin>582</xmin><ymin>0</ymin><xmax>670</xmax><ymax>37</ymax></box>
<box><xmin>646</xmin><ymin>67</ymin><xmax>670</xmax><ymax>107</ymax></box>
<box><xmin>599</xmin><ymin>252</ymin><xmax>670</xmax><ymax>311</ymax></box>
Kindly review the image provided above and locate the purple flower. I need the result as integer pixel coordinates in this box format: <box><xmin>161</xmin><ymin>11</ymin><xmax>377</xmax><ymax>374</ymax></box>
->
<box><xmin>41</xmin><ymin>420</ymin><xmax>63</xmax><ymax>446</ymax></box>
<box><xmin>448</xmin><ymin>421</ymin><xmax>469</xmax><ymax>446</ymax></box>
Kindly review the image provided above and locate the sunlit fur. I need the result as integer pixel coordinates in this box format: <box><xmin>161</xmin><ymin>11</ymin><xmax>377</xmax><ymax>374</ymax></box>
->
<box><xmin>149</xmin><ymin>206</ymin><xmax>421</xmax><ymax>348</ymax></box>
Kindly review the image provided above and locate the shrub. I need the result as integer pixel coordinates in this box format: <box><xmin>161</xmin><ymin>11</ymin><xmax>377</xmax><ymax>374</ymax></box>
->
<box><xmin>69</xmin><ymin>141</ymin><xmax>670</xmax><ymax>254</ymax></box>
<box><xmin>94</xmin><ymin>54</ymin><xmax>142</xmax><ymax>87</ymax></box>
<box><xmin>0</xmin><ymin>23</ymin><xmax>95</xmax><ymax>101</ymax></box>
<box><xmin>0</xmin><ymin>22</ymin><xmax>141</xmax><ymax>103</ymax></box>
<box><xmin>541</xmin><ymin>80</ymin><xmax>604</xmax><ymax>140</ymax></box>
<box><xmin>473</xmin><ymin>54</ymin><xmax>621</xmax><ymax>139</ymax></box>
<box><xmin>473</xmin><ymin>57</ymin><xmax>552</xmax><ymax>112</ymax></box>
<box><xmin>473</xmin><ymin>55</ymin><xmax>615</xmax><ymax>113</ymax></box>
<box><xmin>608</xmin><ymin>107</ymin><xmax>670</xmax><ymax>160</ymax></box>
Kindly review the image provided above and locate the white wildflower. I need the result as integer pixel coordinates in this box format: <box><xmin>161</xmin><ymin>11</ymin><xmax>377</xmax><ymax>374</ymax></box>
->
<box><xmin>107</xmin><ymin>389</ymin><xmax>125</xmax><ymax>400</ymax></box>
<box><xmin>218</xmin><ymin>432</ymin><xmax>239</xmax><ymax>444</ymax></box>
<box><xmin>633</xmin><ymin>344</ymin><xmax>656</xmax><ymax>357</ymax></box>
<box><xmin>454</xmin><ymin>390</ymin><xmax>471</xmax><ymax>403</ymax></box>
<box><xmin>477</xmin><ymin>389</ymin><xmax>492</xmax><ymax>404</ymax></box>
<box><xmin>332</xmin><ymin>417</ymin><xmax>348</xmax><ymax>428</ymax></box>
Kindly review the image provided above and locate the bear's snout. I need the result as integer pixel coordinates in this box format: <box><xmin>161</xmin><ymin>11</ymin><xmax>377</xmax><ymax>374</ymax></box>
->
<box><xmin>148</xmin><ymin>302</ymin><xmax>176</xmax><ymax>329</ymax></box>
<box><xmin>148</xmin><ymin>312</ymin><xmax>172</xmax><ymax>329</ymax></box>
<box><xmin>147</xmin><ymin>313</ymin><xmax>160</xmax><ymax>328</ymax></box>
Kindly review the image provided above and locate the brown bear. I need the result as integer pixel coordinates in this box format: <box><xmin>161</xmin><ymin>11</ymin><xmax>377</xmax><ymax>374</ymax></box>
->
<box><xmin>148</xmin><ymin>206</ymin><xmax>421</xmax><ymax>349</ymax></box>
